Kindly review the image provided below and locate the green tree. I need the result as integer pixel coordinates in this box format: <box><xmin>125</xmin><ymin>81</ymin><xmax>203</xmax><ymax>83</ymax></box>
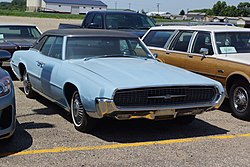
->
<box><xmin>179</xmin><ymin>9</ymin><xmax>185</xmax><ymax>15</ymax></box>
<box><xmin>238</xmin><ymin>2</ymin><xmax>250</xmax><ymax>17</ymax></box>
<box><xmin>11</xmin><ymin>0</ymin><xmax>26</xmax><ymax>11</ymax></box>
<box><xmin>212</xmin><ymin>1</ymin><xmax>227</xmax><ymax>15</ymax></box>
<box><xmin>221</xmin><ymin>6</ymin><xmax>239</xmax><ymax>17</ymax></box>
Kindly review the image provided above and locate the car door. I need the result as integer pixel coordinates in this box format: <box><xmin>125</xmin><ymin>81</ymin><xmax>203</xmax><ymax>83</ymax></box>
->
<box><xmin>165</xmin><ymin>30</ymin><xmax>194</xmax><ymax>69</ymax></box>
<box><xmin>185</xmin><ymin>31</ymin><xmax>217</xmax><ymax>80</ymax></box>
<box><xmin>39</xmin><ymin>36</ymin><xmax>64</xmax><ymax>100</ymax></box>
<box><xmin>26</xmin><ymin>36</ymin><xmax>48</xmax><ymax>93</ymax></box>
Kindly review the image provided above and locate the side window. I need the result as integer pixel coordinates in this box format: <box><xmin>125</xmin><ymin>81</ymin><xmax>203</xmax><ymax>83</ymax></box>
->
<box><xmin>40</xmin><ymin>36</ymin><xmax>56</xmax><ymax>56</ymax></box>
<box><xmin>143</xmin><ymin>30</ymin><xmax>174</xmax><ymax>48</ymax></box>
<box><xmin>169</xmin><ymin>31</ymin><xmax>193</xmax><ymax>52</ymax></box>
<box><xmin>192</xmin><ymin>32</ymin><xmax>214</xmax><ymax>55</ymax></box>
<box><xmin>31</xmin><ymin>28</ymin><xmax>41</xmax><ymax>38</ymax></box>
<box><xmin>92</xmin><ymin>14</ymin><xmax>103</xmax><ymax>28</ymax></box>
<box><xmin>48</xmin><ymin>37</ymin><xmax>63</xmax><ymax>59</ymax></box>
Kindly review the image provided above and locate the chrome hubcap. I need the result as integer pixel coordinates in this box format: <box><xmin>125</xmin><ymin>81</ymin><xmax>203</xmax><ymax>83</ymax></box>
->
<box><xmin>72</xmin><ymin>93</ymin><xmax>84</xmax><ymax>126</ymax></box>
<box><xmin>233</xmin><ymin>86</ymin><xmax>248</xmax><ymax>113</ymax></box>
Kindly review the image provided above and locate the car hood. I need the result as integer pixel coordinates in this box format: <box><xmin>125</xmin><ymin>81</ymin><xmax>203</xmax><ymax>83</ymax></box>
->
<box><xmin>0</xmin><ymin>38</ymin><xmax>36</xmax><ymax>49</ymax></box>
<box><xmin>71</xmin><ymin>58</ymin><xmax>220</xmax><ymax>88</ymax></box>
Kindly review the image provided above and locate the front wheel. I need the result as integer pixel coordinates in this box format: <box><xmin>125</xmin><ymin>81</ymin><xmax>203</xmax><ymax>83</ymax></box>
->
<box><xmin>23</xmin><ymin>69</ymin><xmax>35</xmax><ymax>98</ymax></box>
<box><xmin>229</xmin><ymin>82</ymin><xmax>250</xmax><ymax>120</ymax></box>
<box><xmin>71</xmin><ymin>91</ymin><xmax>96</xmax><ymax>132</ymax></box>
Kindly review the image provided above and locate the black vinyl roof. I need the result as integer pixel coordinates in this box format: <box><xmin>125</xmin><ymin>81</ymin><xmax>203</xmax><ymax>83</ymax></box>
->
<box><xmin>42</xmin><ymin>29</ymin><xmax>138</xmax><ymax>38</ymax></box>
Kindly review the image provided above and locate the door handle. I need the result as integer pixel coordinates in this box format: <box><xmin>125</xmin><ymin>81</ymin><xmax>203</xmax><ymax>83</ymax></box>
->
<box><xmin>36</xmin><ymin>61</ymin><xmax>45</xmax><ymax>68</ymax></box>
<box><xmin>218</xmin><ymin>69</ymin><xmax>224</xmax><ymax>73</ymax></box>
<box><xmin>187</xmin><ymin>55</ymin><xmax>193</xmax><ymax>58</ymax></box>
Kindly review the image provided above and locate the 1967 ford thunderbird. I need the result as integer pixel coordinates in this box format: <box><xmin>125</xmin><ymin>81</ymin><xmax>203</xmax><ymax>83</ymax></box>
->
<box><xmin>11</xmin><ymin>29</ymin><xmax>225</xmax><ymax>132</ymax></box>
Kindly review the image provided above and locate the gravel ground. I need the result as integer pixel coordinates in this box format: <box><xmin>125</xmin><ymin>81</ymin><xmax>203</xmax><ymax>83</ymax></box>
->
<box><xmin>0</xmin><ymin>81</ymin><xmax>250</xmax><ymax>167</ymax></box>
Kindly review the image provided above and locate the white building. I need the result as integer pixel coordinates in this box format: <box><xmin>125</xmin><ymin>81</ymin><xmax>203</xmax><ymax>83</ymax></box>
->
<box><xmin>26</xmin><ymin>0</ymin><xmax>107</xmax><ymax>14</ymax></box>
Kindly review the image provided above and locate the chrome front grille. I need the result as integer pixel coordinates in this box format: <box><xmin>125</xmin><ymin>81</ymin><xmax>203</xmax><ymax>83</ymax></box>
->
<box><xmin>113</xmin><ymin>86</ymin><xmax>217</xmax><ymax>107</ymax></box>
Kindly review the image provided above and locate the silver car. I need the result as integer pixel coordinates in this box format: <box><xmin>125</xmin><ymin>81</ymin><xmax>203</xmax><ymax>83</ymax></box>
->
<box><xmin>0</xmin><ymin>50</ymin><xmax>16</xmax><ymax>139</ymax></box>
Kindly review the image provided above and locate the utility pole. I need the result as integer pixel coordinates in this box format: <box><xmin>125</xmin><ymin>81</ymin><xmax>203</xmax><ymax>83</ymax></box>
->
<box><xmin>129</xmin><ymin>3</ymin><xmax>131</xmax><ymax>10</ymax></box>
<box><xmin>157</xmin><ymin>3</ymin><xmax>160</xmax><ymax>14</ymax></box>
<box><xmin>115</xmin><ymin>1</ymin><xmax>117</xmax><ymax>10</ymax></box>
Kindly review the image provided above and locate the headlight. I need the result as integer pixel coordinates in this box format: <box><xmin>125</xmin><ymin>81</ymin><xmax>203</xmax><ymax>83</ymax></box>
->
<box><xmin>0</xmin><ymin>76</ymin><xmax>11</xmax><ymax>97</ymax></box>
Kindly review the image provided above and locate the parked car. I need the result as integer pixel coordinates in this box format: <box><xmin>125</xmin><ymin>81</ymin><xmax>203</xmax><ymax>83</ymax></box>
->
<box><xmin>0</xmin><ymin>50</ymin><xmax>16</xmax><ymax>140</ymax></box>
<box><xmin>0</xmin><ymin>24</ymin><xmax>42</xmax><ymax>66</ymax></box>
<box><xmin>11</xmin><ymin>29</ymin><xmax>224</xmax><ymax>132</ymax></box>
<box><xmin>142</xmin><ymin>25</ymin><xmax>250</xmax><ymax>120</ymax></box>
<box><xmin>59</xmin><ymin>11</ymin><xmax>155</xmax><ymax>37</ymax></box>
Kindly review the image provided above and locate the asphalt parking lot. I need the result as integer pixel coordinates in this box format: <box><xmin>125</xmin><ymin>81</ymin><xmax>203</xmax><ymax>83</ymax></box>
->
<box><xmin>0</xmin><ymin>77</ymin><xmax>250</xmax><ymax>167</ymax></box>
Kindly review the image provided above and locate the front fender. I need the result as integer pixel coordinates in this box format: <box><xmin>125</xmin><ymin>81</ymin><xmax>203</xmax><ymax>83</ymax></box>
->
<box><xmin>61</xmin><ymin>68</ymin><xmax>116</xmax><ymax>113</ymax></box>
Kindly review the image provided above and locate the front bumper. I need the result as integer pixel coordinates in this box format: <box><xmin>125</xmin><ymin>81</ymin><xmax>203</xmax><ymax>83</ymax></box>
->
<box><xmin>0</xmin><ymin>88</ymin><xmax>16</xmax><ymax>139</ymax></box>
<box><xmin>87</xmin><ymin>91</ymin><xmax>225</xmax><ymax>120</ymax></box>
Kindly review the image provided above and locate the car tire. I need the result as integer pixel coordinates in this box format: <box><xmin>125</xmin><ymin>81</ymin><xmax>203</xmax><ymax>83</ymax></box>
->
<box><xmin>23</xmin><ymin>69</ymin><xmax>35</xmax><ymax>98</ymax></box>
<box><xmin>71</xmin><ymin>91</ymin><xmax>96</xmax><ymax>133</ymax></box>
<box><xmin>174</xmin><ymin>115</ymin><xmax>196</xmax><ymax>125</ymax></box>
<box><xmin>229</xmin><ymin>81</ymin><xmax>250</xmax><ymax>120</ymax></box>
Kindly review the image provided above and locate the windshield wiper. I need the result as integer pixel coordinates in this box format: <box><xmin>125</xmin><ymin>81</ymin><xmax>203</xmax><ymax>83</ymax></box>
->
<box><xmin>83</xmin><ymin>54</ymin><xmax>138</xmax><ymax>61</ymax></box>
<box><xmin>117</xmin><ymin>26</ymin><xmax>136</xmax><ymax>30</ymax></box>
<box><xmin>83</xmin><ymin>55</ymin><xmax>113</xmax><ymax>61</ymax></box>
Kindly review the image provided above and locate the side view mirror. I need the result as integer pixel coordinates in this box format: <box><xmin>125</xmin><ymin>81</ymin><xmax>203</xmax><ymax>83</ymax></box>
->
<box><xmin>200</xmin><ymin>48</ymin><xmax>209</xmax><ymax>60</ymax></box>
<box><xmin>153</xmin><ymin>53</ymin><xmax>158</xmax><ymax>59</ymax></box>
<box><xmin>86</xmin><ymin>23</ymin><xmax>101</xmax><ymax>29</ymax></box>
<box><xmin>0</xmin><ymin>50</ymin><xmax>11</xmax><ymax>61</ymax></box>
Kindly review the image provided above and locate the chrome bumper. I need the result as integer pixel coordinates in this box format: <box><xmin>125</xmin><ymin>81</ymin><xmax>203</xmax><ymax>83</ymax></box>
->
<box><xmin>87</xmin><ymin>92</ymin><xmax>225</xmax><ymax>120</ymax></box>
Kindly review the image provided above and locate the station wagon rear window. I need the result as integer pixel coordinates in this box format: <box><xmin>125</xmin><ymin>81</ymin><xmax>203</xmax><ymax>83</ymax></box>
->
<box><xmin>215</xmin><ymin>32</ymin><xmax>250</xmax><ymax>54</ymax></box>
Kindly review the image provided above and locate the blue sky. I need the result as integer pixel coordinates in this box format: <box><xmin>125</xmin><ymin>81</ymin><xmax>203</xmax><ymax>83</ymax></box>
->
<box><xmin>101</xmin><ymin>0</ymin><xmax>246</xmax><ymax>14</ymax></box>
<box><xmin>0</xmin><ymin>0</ymin><xmax>247</xmax><ymax>14</ymax></box>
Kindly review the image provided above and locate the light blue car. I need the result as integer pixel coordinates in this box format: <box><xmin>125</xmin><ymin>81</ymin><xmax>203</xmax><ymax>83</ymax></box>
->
<box><xmin>0</xmin><ymin>50</ymin><xmax>16</xmax><ymax>139</ymax></box>
<box><xmin>11</xmin><ymin>29</ymin><xmax>225</xmax><ymax>132</ymax></box>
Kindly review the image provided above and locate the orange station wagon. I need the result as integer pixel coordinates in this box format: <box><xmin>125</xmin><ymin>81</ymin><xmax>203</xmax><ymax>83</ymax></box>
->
<box><xmin>142</xmin><ymin>25</ymin><xmax>250</xmax><ymax>120</ymax></box>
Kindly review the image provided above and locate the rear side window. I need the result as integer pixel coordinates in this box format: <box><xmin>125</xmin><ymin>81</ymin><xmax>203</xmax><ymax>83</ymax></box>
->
<box><xmin>169</xmin><ymin>31</ymin><xmax>193</xmax><ymax>52</ymax></box>
<box><xmin>143</xmin><ymin>30</ymin><xmax>174</xmax><ymax>48</ymax></box>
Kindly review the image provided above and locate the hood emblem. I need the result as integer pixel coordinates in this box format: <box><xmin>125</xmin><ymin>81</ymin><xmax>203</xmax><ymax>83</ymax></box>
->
<box><xmin>147</xmin><ymin>94</ymin><xmax>187</xmax><ymax>100</ymax></box>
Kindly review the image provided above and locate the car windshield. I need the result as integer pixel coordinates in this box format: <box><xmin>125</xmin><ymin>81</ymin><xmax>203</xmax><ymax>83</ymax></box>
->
<box><xmin>105</xmin><ymin>14</ymin><xmax>155</xmax><ymax>30</ymax></box>
<box><xmin>215</xmin><ymin>32</ymin><xmax>250</xmax><ymax>54</ymax></box>
<box><xmin>0</xmin><ymin>26</ymin><xmax>41</xmax><ymax>39</ymax></box>
<box><xmin>65</xmin><ymin>37</ymin><xmax>152</xmax><ymax>60</ymax></box>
